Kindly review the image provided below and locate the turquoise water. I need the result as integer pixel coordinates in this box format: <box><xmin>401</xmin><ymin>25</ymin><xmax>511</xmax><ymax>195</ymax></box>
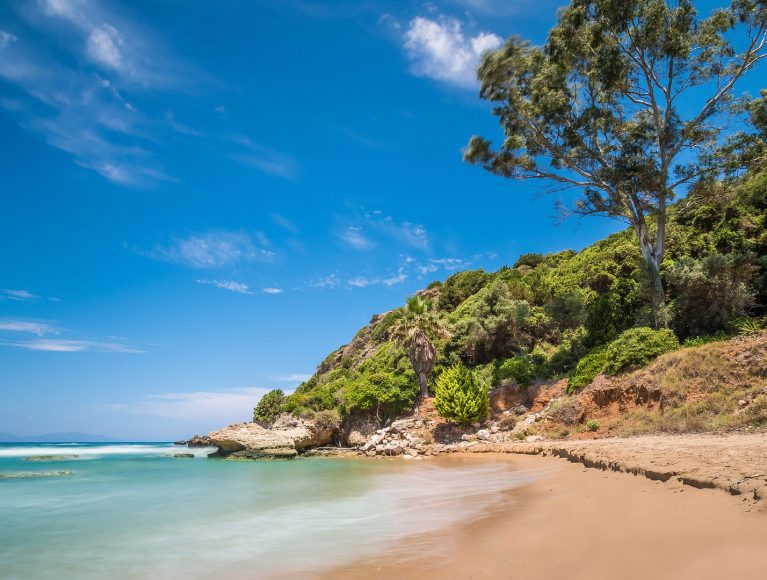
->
<box><xmin>0</xmin><ymin>443</ymin><xmax>529</xmax><ymax>579</ymax></box>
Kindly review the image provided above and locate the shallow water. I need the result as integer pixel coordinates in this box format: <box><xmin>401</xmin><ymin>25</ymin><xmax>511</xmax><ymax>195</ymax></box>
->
<box><xmin>0</xmin><ymin>443</ymin><xmax>529</xmax><ymax>579</ymax></box>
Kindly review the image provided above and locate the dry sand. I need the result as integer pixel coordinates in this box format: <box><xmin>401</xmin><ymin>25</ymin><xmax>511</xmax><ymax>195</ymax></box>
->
<box><xmin>325</xmin><ymin>449</ymin><xmax>767</xmax><ymax>580</ymax></box>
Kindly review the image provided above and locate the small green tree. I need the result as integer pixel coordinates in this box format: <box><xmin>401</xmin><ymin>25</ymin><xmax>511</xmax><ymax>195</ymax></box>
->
<box><xmin>253</xmin><ymin>389</ymin><xmax>286</xmax><ymax>424</ymax></box>
<box><xmin>434</xmin><ymin>364</ymin><xmax>490</xmax><ymax>425</ymax></box>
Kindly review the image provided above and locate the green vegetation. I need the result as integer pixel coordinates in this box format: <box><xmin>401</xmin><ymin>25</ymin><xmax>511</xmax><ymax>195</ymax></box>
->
<box><xmin>568</xmin><ymin>346</ymin><xmax>610</xmax><ymax>393</ymax></box>
<box><xmin>465</xmin><ymin>0</ymin><xmax>767</xmax><ymax>324</ymax></box>
<box><xmin>433</xmin><ymin>364</ymin><xmax>490</xmax><ymax>425</ymax></box>
<box><xmin>602</xmin><ymin>328</ymin><xmax>680</xmax><ymax>376</ymax></box>
<box><xmin>262</xmin><ymin>0</ymin><xmax>767</xmax><ymax>430</ymax></box>
<box><xmin>567</xmin><ymin>327</ymin><xmax>680</xmax><ymax>391</ymax></box>
<box><xmin>586</xmin><ymin>420</ymin><xmax>600</xmax><ymax>433</ymax></box>
<box><xmin>253</xmin><ymin>389</ymin><xmax>286</xmax><ymax>424</ymax></box>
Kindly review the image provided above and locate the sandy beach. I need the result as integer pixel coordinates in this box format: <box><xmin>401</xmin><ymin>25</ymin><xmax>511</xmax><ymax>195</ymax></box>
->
<box><xmin>326</xmin><ymin>445</ymin><xmax>767</xmax><ymax>580</ymax></box>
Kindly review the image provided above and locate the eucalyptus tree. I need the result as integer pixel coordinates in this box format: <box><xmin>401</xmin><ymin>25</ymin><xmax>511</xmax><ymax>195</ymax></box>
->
<box><xmin>389</xmin><ymin>295</ymin><xmax>449</xmax><ymax>398</ymax></box>
<box><xmin>465</xmin><ymin>0</ymin><xmax>767</xmax><ymax>324</ymax></box>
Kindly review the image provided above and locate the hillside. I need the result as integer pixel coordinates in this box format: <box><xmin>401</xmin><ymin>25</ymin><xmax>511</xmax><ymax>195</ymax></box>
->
<box><xmin>251</xmin><ymin>168</ymin><xmax>767</xmax><ymax>445</ymax></box>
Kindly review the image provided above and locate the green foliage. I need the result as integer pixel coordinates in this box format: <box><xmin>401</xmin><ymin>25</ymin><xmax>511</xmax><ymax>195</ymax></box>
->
<box><xmin>449</xmin><ymin>280</ymin><xmax>531</xmax><ymax>364</ymax></box>
<box><xmin>586</xmin><ymin>420</ymin><xmax>600</xmax><ymax>432</ymax></box>
<box><xmin>730</xmin><ymin>316</ymin><xmax>765</xmax><ymax>336</ymax></box>
<box><xmin>683</xmin><ymin>332</ymin><xmax>728</xmax><ymax>348</ymax></box>
<box><xmin>434</xmin><ymin>364</ymin><xmax>490</xmax><ymax>425</ymax></box>
<box><xmin>438</xmin><ymin>269</ymin><xmax>492</xmax><ymax>312</ymax></box>
<box><xmin>496</xmin><ymin>355</ymin><xmax>537</xmax><ymax>387</ymax></box>
<box><xmin>667</xmin><ymin>253</ymin><xmax>757</xmax><ymax>338</ymax></box>
<box><xmin>603</xmin><ymin>327</ymin><xmax>680</xmax><ymax>375</ymax></box>
<box><xmin>568</xmin><ymin>345</ymin><xmax>609</xmax><ymax>393</ymax></box>
<box><xmin>253</xmin><ymin>389</ymin><xmax>285</xmax><ymax>424</ymax></box>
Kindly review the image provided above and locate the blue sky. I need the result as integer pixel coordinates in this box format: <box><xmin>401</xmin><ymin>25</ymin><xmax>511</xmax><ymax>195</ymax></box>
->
<box><xmin>0</xmin><ymin>0</ymin><xmax>757</xmax><ymax>440</ymax></box>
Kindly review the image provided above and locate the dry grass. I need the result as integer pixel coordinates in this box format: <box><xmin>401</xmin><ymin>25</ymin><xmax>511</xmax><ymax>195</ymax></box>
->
<box><xmin>535</xmin><ymin>331</ymin><xmax>767</xmax><ymax>438</ymax></box>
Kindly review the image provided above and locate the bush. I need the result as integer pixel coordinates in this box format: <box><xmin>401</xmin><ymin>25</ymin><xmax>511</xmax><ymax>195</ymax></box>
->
<box><xmin>586</xmin><ymin>420</ymin><xmax>600</xmax><ymax>432</ymax></box>
<box><xmin>341</xmin><ymin>371</ymin><xmax>418</xmax><ymax>420</ymax></box>
<box><xmin>496</xmin><ymin>355</ymin><xmax>537</xmax><ymax>387</ymax></box>
<box><xmin>603</xmin><ymin>327</ymin><xmax>680</xmax><ymax>375</ymax></box>
<box><xmin>438</xmin><ymin>269</ymin><xmax>492</xmax><ymax>312</ymax></box>
<box><xmin>253</xmin><ymin>389</ymin><xmax>286</xmax><ymax>424</ymax></box>
<box><xmin>434</xmin><ymin>364</ymin><xmax>490</xmax><ymax>425</ymax></box>
<box><xmin>667</xmin><ymin>253</ymin><xmax>756</xmax><ymax>337</ymax></box>
<box><xmin>313</xmin><ymin>409</ymin><xmax>341</xmax><ymax>431</ymax></box>
<box><xmin>567</xmin><ymin>345</ymin><xmax>609</xmax><ymax>392</ymax></box>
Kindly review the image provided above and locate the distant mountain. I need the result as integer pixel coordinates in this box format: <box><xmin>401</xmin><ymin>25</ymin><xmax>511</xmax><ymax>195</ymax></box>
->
<box><xmin>0</xmin><ymin>432</ymin><xmax>115</xmax><ymax>443</ymax></box>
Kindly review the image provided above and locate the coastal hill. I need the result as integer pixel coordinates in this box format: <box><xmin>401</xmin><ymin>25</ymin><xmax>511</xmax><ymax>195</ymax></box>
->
<box><xmin>202</xmin><ymin>165</ymin><xmax>767</xmax><ymax>458</ymax></box>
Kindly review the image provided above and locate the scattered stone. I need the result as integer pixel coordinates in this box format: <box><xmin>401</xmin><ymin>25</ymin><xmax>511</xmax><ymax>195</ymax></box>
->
<box><xmin>173</xmin><ymin>453</ymin><xmax>195</xmax><ymax>459</ymax></box>
<box><xmin>174</xmin><ymin>440</ymin><xmax>187</xmax><ymax>446</ymax></box>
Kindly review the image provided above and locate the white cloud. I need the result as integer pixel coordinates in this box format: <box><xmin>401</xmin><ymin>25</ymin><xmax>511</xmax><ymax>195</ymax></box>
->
<box><xmin>403</xmin><ymin>15</ymin><xmax>501</xmax><ymax>87</ymax></box>
<box><xmin>87</xmin><ymin>23</ymin><xmax>124</xmax><ymax>70</ymax></box>
<box><xmin>347</xmin><ymin>277</ymin><xmax>374</xmax><ymax>288</ymax></box>
<box><xmin>0</xmin><ymin>31</ymin><xmax>17</xmax><ymax>48</ymax></box>
<box><xmin>0</xmin><ymin>289</ymin><xmax>39</xmax><ymax>301</ymax></box>
<box><xmin>338</xmin><ymin>226</ymin><xmax>375</xmax><ymax>250</ymax></box>
<box><xmin>262</xmin><ymin>287</ymin><xmax>283</xmax><ymax>294</ymax></box>
<box><xmin>0</xmin><ymin>320</ymin><xmax>58</xmax><ymax>335</ymax></box>
<box><xmin>271</xmin><ymin>213</ymin><xmax>299</xmax><ymax>234</ymax></box>
<box><xmin>0</xmin><ymin>0</ymin><xmax>195</xmax><ymax>186</ymax></box>
<box><xmin>382</xmin><ymin>269</ymin><xmax>407</xmax><ymax>286</ymax></box>
<box><xmin>148</xmin><ymin>231</ymin><xmax>275</xmax><ymax>269</ymax></box>
<box><xmin>7</xmin><ymin>339</ymin><xmax>142</xmax><ymax>353</ymax></box>
<box><xmin>197</xmin><ymin>279</ymin><xmax>254</xmax><ymax>295</ymax></box>
<box><xmin>232</xmin><ymin>137</ymin><xmax>300</xmax><ymax>180</ymax></box>
<box><xmin>104</xmin><ymin>387</ymin><xmax>272</xmax><ymax>422</ymax></box>
<box><xmin>311</xmin><ymin>274</ymin><xmax>341</xmax><ymax>289</ymax></box>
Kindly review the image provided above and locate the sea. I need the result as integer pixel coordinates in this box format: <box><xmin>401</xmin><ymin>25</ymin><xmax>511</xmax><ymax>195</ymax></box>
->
<box><xmin>0</xmin><ymin>442</ymin><xmax>531</xmax><ymax>579</ymax></box>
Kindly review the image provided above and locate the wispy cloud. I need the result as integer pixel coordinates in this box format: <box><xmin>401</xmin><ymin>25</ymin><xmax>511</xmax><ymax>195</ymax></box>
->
<box><xmin>402</xmin><ymin>14</ymin><xmax>501</xmax><ymax>87</ymax></box>
<box><xmin>0</xmin><ymin>288</ymin><xmax>38</xmax><ymax>301</ymax></box>
<box><xmin>0</xmin><ymin>0</ymin><xmax>199</xmax><ymax>186</ymax></box>
<box><xmin>6</xmin><ymin>338</ymin><xmax>143</xmax><ymax>353</ymax></box>
<box><xmin>197</xmin><ymin>279</ymin><xmax>254</xmax><ymax>295</ymax></box>
<box><xmin>0</xmin><ymin>319</ymin><xmax>59</xmax><ymax>336</ymax></box>
<box><xmin>103</xmin><ymin>387</ymin><xmax>272</xmax><ymax>421</ymax></box>
<box><xmin>262</xmin><ymin>287</ymin><xmax>283</xmax><ymax>294</ymax></box>
<box><xmin>338</xmin><ymin>226</ymin><xmax>375</xmax><ymax>250</ymax></box>
<box><xmin>271</xmin><ymin>213</ymin><xmax>300</xmax><ymax>235</ymax></box>
<box><xmin>144</xmin><ymin>231</ymin><xmax>275</xmax><ymax>269</ymax></box>
<box><xmin>232</xmin><ymin>136</ymin><xmax>300</xmax><ymax>180</ymax></box>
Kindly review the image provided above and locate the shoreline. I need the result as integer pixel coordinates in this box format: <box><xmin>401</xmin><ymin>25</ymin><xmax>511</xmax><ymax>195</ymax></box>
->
<box><xmin>323</xmin><ymin>451</ymin><xmax>767</xmax><ymax>579</ymax></box>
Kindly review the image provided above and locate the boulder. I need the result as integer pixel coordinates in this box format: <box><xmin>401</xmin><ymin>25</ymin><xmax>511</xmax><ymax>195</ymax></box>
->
<box><xmin>187</xmin><ymin>435</ymin><xmax>212</xmax><ymax>447</ymax></box>
<box><xmin>206</xmin><ymin>414</ymin><xmax>335</xmax><ymax>459</ymax></box>
<box><xmin>173</xmin><ymin>453</ymin><xmax>195</xmax><ymax>459</ymax></box>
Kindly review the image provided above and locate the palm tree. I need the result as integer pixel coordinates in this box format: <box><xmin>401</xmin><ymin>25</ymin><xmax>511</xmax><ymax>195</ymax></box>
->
<box><xmin>389</xmin><ymin>295</ymin><xmax>448</xmax><ymax>399</ymax></box>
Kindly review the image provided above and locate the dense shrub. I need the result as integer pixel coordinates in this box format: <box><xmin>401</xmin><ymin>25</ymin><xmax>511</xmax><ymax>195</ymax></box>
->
<box><xmin>341</xmin><ymin>371</ymin><xmax>417</xmax><ymax>420</ymax></box>
<box><xmin>253</xmin><ymin>389</ymin><xmax>285</xmax><ymax>424</ymax></box>
<box><xmin>603</xmin><ymin>327</ymin><xmax>680</xmax><ymax>375</ymax></box>
<box><xmin>495</xmin><ymin>355</ymin><xmax>537</xmax><ymax>387</ymax></box>
<box><xmin>567</xmin><ymin>345</ymin><xmax>609</xmax><ymax>392</ymax></box>
<box><xmin>438</xmin><ymin>269</ymin><xmax>492</xmax><ymax>312</ymax></box>
<box><xmin>449</xmin><ymin>280</ymin><xmax>531</xmax><ymax>364</ymax></box>
<box><xmin>667</xmin><ymin>253</ymin><xmax>756</xmax><ymax>337</ymax></box>
<box><xmin>434</xmin><ymin>364</ymin><xmax>490</xmax><ymax>425</ymax></box>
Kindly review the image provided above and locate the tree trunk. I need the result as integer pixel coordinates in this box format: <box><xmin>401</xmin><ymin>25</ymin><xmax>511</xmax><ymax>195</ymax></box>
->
<box><xmin>409</xmin><ymin>329</ymin><xmax>436</xmax><ymax>399</ymax></box>
<box><xmin>634</xmin><ymin>221</ymin><xmax>667</xmax><ymax>328</ymax></box>
<box><xmin>417</xmin><ymin>372</ymin><xmax>429</xmax><ymax>399</ymax></box>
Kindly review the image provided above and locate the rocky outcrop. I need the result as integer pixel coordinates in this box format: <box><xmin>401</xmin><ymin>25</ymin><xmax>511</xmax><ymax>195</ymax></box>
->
<box><xmin>186</xmin><ymin>435</ymin><xmax>212</xmax><ymax>447</ymax></box>
<box><xmin>206</xmin><ymin>414</ymin><xmax>335</xmax><ymax>459</ymax></box>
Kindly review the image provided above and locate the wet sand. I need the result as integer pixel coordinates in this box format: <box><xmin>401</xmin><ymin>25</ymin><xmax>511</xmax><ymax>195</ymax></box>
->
<box><xmin>324</xmin><ymin>453</ymin><xmax>767</xmax><ymax>579</ymax></box>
